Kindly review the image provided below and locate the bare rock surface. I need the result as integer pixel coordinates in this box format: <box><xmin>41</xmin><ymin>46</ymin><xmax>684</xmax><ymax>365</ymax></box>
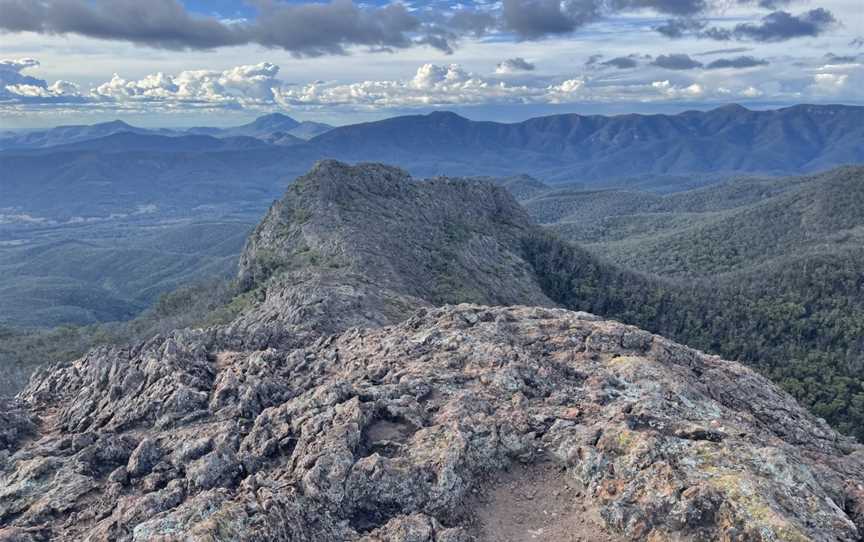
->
<box><xmin>1</xmin><ymin>161</ymin><xmax>862</xmax><ymax>541</ymax></box>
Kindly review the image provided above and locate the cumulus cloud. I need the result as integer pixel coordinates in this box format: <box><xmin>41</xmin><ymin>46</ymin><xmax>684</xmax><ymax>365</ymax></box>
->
<box><xmin>495</xmin><ymin>57</ymin><xmax>536</xmax><ymax>74</ymax></box>
<box><xmin>705</xmin><ymin>56</ymin><xmax>769</xmax><ymax>69</ymax></box>
<box><xmin>3</xmin><ymin>56</ymin><xmax>861</xmax><ymax>116</ymax></box>
<box><xmin>652</xmin><ymin>54</ymin><xmax>703</xmax><ymax>70</ymax></box>
<box><xmin>92</xmin><ymin>62</ymin><xmax>282</xmax><ymax>106</ymax></box>
<box><xmin>652</xmin><ymin>80</ymin><xmax>705</xmax><ymax>98</ymax></box>
<box><xmin>276</xmin><ymin>63</ymin><xmax>580</xmax><ymax>107</ymax></box>
<box><xmin>0</xmin><ymin>57</ymin><xmax>80</xmax><ymax>100</ymax></box>
<box><xmin>0</xmin><ymin>58</ymin><xmax>46</xmax><ymax>90</ymax></box>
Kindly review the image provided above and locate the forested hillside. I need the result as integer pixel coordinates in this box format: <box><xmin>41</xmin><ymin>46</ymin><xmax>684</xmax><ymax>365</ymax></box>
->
<box><xmin>516</xmin><ymin>166</ymin><xmax>864</xmax><ymax>440</ymax></box>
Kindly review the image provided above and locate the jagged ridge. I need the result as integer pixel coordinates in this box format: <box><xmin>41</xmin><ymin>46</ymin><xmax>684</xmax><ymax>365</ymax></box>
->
<box><xmin>0</xmin><ymin>162</ymin><xmax>862</xmax><ymax>541</ymax></box>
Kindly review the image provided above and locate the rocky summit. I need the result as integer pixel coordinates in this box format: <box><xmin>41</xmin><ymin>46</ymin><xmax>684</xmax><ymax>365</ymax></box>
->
<box><xmin>1</xmin><ymin>161</ymin><xmax>863</xmax><ymax>541</ymax></box>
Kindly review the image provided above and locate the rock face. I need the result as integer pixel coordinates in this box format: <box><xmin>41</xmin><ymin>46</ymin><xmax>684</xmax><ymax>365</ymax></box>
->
<box><xmin>231</xmin><ymin>160</ymin><xmax>553</xmax><ymax>348</ymax></box>
<box><xmin>1</xmin><ymin>161</ymin><xmax>863</xmax><ymax>541</ymax></box>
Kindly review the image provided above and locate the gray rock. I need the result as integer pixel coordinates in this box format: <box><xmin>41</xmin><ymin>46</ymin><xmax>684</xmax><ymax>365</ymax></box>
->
<box><xmin>127</xmin><ymin>438</ymin><xmax>161</xmax><ymax>478</ymax></box>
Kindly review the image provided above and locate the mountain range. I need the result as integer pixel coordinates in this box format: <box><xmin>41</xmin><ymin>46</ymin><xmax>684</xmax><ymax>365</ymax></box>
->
<box><xmin>0</xmin><ymin>113</ymin><xmax>332</xmax><ymax>151</ymax></box>
<box><xmin>1</xmin><ymin>161</ymin><xmax>863</xmax><ymax>541</ymax></box>
<box><xmin>2</xmin><ymin>104</ymin><xmax>862</xmax><ymax>223</ymax></box>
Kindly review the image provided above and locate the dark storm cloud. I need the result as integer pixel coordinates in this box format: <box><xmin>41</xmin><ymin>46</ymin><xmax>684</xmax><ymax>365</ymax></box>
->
<box><xmin>249</xmin><ymin>0</ymin><xmax>424</xmax><ymax>55</ymax></box>
<box><xmin>0</xmin><ymin>0</ymin><xmax>453</xmax><ymax>55</ymax></box>
<box><xmin>651</xmin><ymin>54</ymin><xmax>703</xmax><ymax>69</ymax></box>
<box><xmin>501</xmin><ymin>0</ymin><xmax>601</xmax><ymax>38</ymax></box>
<box><xmin>705</xmin><ymin>55</ymin><xmax>769</xmax><ymax>69</ymax></box>
<box><xmin>602</xmin><ymin>56</ymin><xmax>639</xmax><ymax>69</ymax></box>
<box><xmin>0</xmin><ymin>0</ymin><xmax>247</xmax><ymax>50</ymax></box>
<box><xmin>657</xmin><ymin>8</ymin><xmax>837</xmax><ymax>42</ymax></box>
<box><xmin>702</xmin><ymin>9</ymin><xmax>837</xmax><ymax>42</ymax></box>
<box><xmin>501</xmin><ymin>0</ymin><xmax>715</xmax><ymax>39</ymax></box>
<box><xmin>0</xmin><ymin>0</ymin><xmax>841</xmax><ymax>53</ymax></box>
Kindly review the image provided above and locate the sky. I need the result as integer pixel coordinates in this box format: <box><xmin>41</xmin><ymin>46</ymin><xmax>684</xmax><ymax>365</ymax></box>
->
<box><xmin>0</xmin><ymin>0</ymin><xmax>862</xmax><ymax>129</ymax></box>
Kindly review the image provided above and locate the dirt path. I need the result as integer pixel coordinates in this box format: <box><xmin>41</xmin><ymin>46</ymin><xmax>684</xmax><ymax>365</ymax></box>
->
<box><xmin>466</xmin><ymin>459</ymin><xmax>623</xmax><ymax>542</ymax></box>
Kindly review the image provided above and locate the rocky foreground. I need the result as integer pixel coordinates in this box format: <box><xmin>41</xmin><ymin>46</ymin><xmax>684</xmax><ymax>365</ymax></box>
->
<box><xmin>1</xmin><ymin>161</ymin><xmax>863</xmax><ymax>541</ymax></box>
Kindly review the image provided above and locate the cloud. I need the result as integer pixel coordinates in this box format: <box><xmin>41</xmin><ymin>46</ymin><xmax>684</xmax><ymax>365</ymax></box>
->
<box><xmin>446</xmin><ymin>10</ymin><xmax>498</xmax><ymax>37</ymax></box>
<box><xmin>277</xmin><ymin>63</ymin><xmax>571</xmax><ymax>107</ymax></box>
<box><xmin>495</xmin><ymin>57</ymin><xmax>536</xmax><ymax>74</ymax></box>
<box><xmin>655</xmin><ymin>18</ymin><xmax>707</xmax><ymax>38</ymax></box>
<box><xmin>249</xmin><ymin>0</ymin><xmax>431</xmax><ymax>56</ymax></box>
<box><xmin>3</xmin><ymin>56</ymin><xmax>861</xmax><ymax>117</ymax></box>
<box><xmin>501</xmin><ymin>0</ymin><xmax>601</xmax><ymax>38</ymax></box>
<box><xmin>701</xmin><ymin>9</ymin><xmax>837</xmax><ymax>42</ymax></box>
<box><xmin>694</xmin><ymin>47</ymin><xmax>752</xmax><ymax>56</ymax></box>
<box><xmin>651</xmin><ymin>79</ymin><xmax>705</xmax><ymax>98</ymax></box>
<box><xmin>652</xmin><ymin>54</ymin><xmax>703</xmax><ymax>70</ymax></box>
<box><xmin>0</xmin><ymin>0</ymin><xmax>846</xmax><ymax>60</ymax></box>
<box><xmin>501</xmin><ymin>0</ymin><xmax>717</xmax><ymax>40</ymax></box>
<box><xmin>811</xmin><ymin>72</ymin><xmax>848</xmax><ymax>92</ymax></box>
<box><xmin>0</xmin><ymin>0</ymin><xmax>456</xmax><ymax>56</ymax></box>
<box><xmin>601</xmin><ymin>57</ymin><xmax>639</xmax><ymax>69</ymax></box>
<box><xmin>0</xmin><ymin>58</ymin><xmax>46</xmax><ymax>90</ymax></box>
<box><xmin>751</xmin><ymin>0</ymin><xmax>792</xmax><ymax>9</ymax></box>
<box><xmin>824</xmin><ymin>53</ymin><xmax>860</xmax><ymax>65</ymax></box>
<box><xmin>739</xmin><ymin>86</ymin><xmax>763</xmax><ymax>97</ymax></box>
<box><xmin>0</xmin><ymin>57</ymin><xmax>80</xmax><ymax>100</ymax></box>
<box><xmin>92</xmin><ymin>62</ymin><xmax>282</xmax><ymax>106</ymax></box>
<box><xmin>705</xmin><ymin>56</ymin><xmax>769</xmax><ymax>69</ymax></box>
<box><xmin>610</xmin><ymin>0</ymin><xmax>708</xmax><ymax>16</ymax></box>
<box><xmin>0</xmin><ymin>0</ymin><xmax>247</xmax><ymax>50</ymax></box>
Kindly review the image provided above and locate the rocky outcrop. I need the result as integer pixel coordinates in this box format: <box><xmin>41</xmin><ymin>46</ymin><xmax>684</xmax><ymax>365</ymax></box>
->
<box><xmin>230</xmin><ymin>160</ymin><xmax>553</xmax><ymax>349</ymax></box>
<box><xmin>1</xmin><ymin>161</ymin><xmax>862</xmax><ymax>541</ymax></box>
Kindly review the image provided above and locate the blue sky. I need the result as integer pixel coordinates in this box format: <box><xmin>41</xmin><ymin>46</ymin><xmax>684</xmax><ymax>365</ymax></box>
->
<box><xmin>0</xmin><ymin>0</ymin><xmax>862</xmax><ymax>129</ymax></box>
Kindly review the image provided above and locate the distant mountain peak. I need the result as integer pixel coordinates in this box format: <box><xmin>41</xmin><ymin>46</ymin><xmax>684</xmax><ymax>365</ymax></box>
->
<box><xmin>426</xmin><ymin>110</ymin><xmax>468</xmax><ymax>121</ymax></box>
<box><xmin>249</xmin><ymin>112</ymin><xmax>299</xmax><ymax>129</ymax></box>
<box><xmin>98</xmin><ymin>119</ymin><xmax>134</xmax><ymax>127</ymax></box>
<box><xmin>713</xmin><ymin>103</ymin><xmax>750</xmax><ymax>113</ymax></box>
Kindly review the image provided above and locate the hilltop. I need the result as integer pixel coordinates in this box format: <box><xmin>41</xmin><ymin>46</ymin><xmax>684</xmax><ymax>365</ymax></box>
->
<box><xmin>1</xmin><ymin>162</ymin><xmax>863</xmax><ymax>541</ymax></box>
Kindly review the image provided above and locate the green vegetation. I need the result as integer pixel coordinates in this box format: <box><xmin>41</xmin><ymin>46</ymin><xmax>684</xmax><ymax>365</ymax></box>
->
<box><xmin>0</xmin><ymin>220</ymin><xmax>252</xmax><ymax>328</ymax></box>
<box><xmin>0</xmin><ymin>278</ymin><xmax>245</xmax><ymax>396</ymax></box>
<box><xmin>522</xmin><ymin>166</ymin><xmax>864</xmax><ymax>441</ymax></box>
